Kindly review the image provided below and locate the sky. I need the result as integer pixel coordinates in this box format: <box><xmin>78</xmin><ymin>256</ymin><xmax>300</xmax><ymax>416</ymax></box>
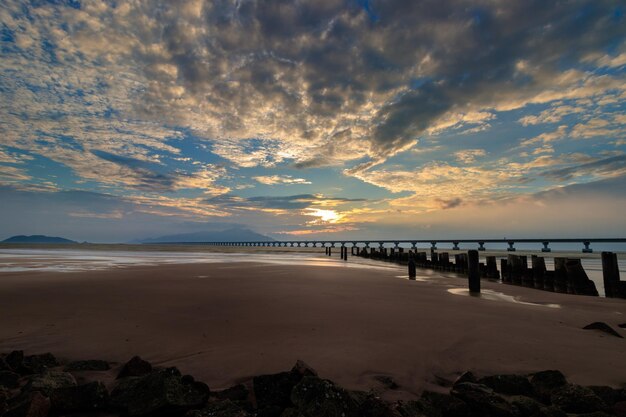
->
<box><xmin>0</xmin><ymin>0</ymin><xmax>625</xmax><ymax>242</ymax></box>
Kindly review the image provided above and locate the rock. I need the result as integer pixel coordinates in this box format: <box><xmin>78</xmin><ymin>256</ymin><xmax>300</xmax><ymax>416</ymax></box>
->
<box><xmin>374</xmin><ymin>375</ymin><xmax>399</xmax><ymax>390</ymax></box>
<box><xmin>352</xmin><ymin>393</ymin><xmax>400</xmax><ymax>417</ymax></box>
<box><xmin>588</xmin><ymin>386</ymin><xmax>625</xmax><ymax>406</ymax></box>
<box><xmin>536</xmin><ymin>406</ymin><xmax>567</xmax><ymax>417</ymax></box>
<box><xmin>550</xmin><ymin>384</ymin><xmax>606</xmax><ymax>414</ymax></box>
<box><xmin>613</xmin><ymin>401</ymin><xmax>626</xmax><ymax>417</ymax></box>
<box><xmin>291</xmin><ymin>360</ymin><xmax>318</xmax><ymax>377</ymax></box>
<box><xmin>280</xmin><ymin>408</ymin><xmax>306</xmax><ymax>417</ymax></box>
<box><xmin>1</xmin><ymin>387</ymin><xmax>10</xmax><ymax>416</ymax></box>
<box><xmin>394</xmin><ymin>400</ymin><xmax>427</xmax><ymax>417</ymax></box>
<box><xmin>478</xmin><ymin>375</ymin><xmax>533</xmax><ymax>396</ymax></box>
<box><xmin>20</xmin><ymin>354</ymin><xmax>59</xmax><ymax>374</ymax></box>
<box><xmin>214</xmin><ymin>384</ymin><xmax>249</xmax><ymax>403</ymax></box>
<box><xmin>618</xmin><ymin>323</ymin><xmax>626</xmax><ymax>329</ymax></box>
<box><xmin>23</xmin><ymin>371</ymin><xmax>76</xmax><ymax>396</ymax></box>
<box><xmin>420</xmin><ymin>390</ymin><xmax>470</xmax><ymax>417</ymax></box>
<box><xmin>450</xmin><ymin>382</ymin><xmax>515</xmax><ymax>417</ymax></box>
<box><xmin>50</xmin><ymin>381</ymin><xmax>108</xmax><ymax>412</ymax></box>
<box><xmin>253</xmin><ymin>371</ymin><xmax>301</xmax><ymax>411</ymax></box>
<box><xmin>4</xmin><ymin>391</ymin><xmax>51</xmax><ymax>417</ymax></box>
<box><xmin>583</xmin><ymin>322</ymin><xmax>623</xmax><ymax>338</ymax></box>
<box><xmin>110</xmin><ymin>367</ymin><xmax>210</xmax><ymax>416</ymax></box>
<box><xmin>186</xmin><ymin>399</ymin><xmax>251</xmax><ymax>417</ymax></box>
<box><xmin>509</xmin><ymin>395</ymin><xmax>542</xmax><ymax>417</ymax></box>
<box><xmin>5</xmin><ymin>351</ymin><xmax>24</xmax><ymax>372</ymax></box>
<box><xmin>64</xmin><ymin>359</ymin><xmax>110</xmax><ymax>372</ymax></box>
<box><xmin>117</xmin><ymin>356</ymin><xmax>153</xmax><ymax>379</ymax></box>
<box><xmin>573</xmin><ymin>413</ymin><xmax>614</xmax><ymax>417</ymax></box>
<box><xmin>290</xmin><ymin>376</ymin><xmax>360</xmax><ymax>417</ymax></box>
<box><xmin>530</xmin><ymin>370</ymin><xmax>567</xmax><ymax>403</ymax></box>
<box><xmin>0</xmin><ymin>370</ymin><xmax>20</xmax><ymax>389</ymax></box>
<box><xmin>454</xmin><ymin>372</ymin><xmax>477</xmax><ymax>386</ymax></box>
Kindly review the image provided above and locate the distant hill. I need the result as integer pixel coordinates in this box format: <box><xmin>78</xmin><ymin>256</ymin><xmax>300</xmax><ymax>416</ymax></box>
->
<box><xmin>2</xmin><ymin>235</ymin><xmax>77</xmax><ymax>244</ymax></box>
<box><xmin>137</xmin><ymin>228</ymin><xmax>274</xmax><ymax>244</ymax></box>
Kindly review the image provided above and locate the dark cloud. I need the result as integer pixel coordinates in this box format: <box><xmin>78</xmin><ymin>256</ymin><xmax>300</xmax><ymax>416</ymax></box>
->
<box><xmin>541</xmin><ymin>155</ymin><xmax>626</xmax><ymax>181</ymax></box>
<box><xmin>206</xmin><ymin>193</ymin><xmax>367</xmax><ymax>210</ymax></box>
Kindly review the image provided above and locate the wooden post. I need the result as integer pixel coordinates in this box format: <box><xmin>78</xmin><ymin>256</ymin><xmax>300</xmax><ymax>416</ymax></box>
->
<box><xmin>343</xmin><ymin>246</ymin><xmax>348</xmax><ymax>261</ymax></box>
<box><xmin>468</xmin><ymin>250</ymin><xmax>480</xmax><ymax>293</ymax></box>
<box><xmin>531</xmin><ymin>255</ymin><xmax>546</xmax><ymax>290</ymax></box>
<box><xmin>553</xmin><ymin>257</ymin><xmax>567</xmax><ymax>293</ymax></box>
<box><xmin>486</xmin><ymin>256</ymin><xmax>499</xmax><ymax>279</ymax></box>
<box><xmin>602</xmin><ymin>252</ymin><xmax>620</xmax><ymax>298</ymax></box>
<box><xmin>565</xmin><ymin>259</ymin><xmax>598</xmax><ymax>296</ymax></box>
<box><xmin>408</xmin><ymin>258</ymin><xmax>416</xmax><ymax>280</ymax></box>
<box><xmin>500</xmin><ymin>259</ymin><xmax>509</xmax><ymax>283</ymax></box>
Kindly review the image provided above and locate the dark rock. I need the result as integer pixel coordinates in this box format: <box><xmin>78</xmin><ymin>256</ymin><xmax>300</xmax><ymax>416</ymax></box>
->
<box><xmin>214</xmin><ymin>384</ymin><xmax>249</xmax><ymax>403</ymax></box>
<box><xmin>117</xmin><ymin>356</ymin><xmax>153</xmax><ymax>379</ymax></box>
<box><xmin>50</xmin><ymin>381</ymin><xmax>108</xmax><ymax>412</ymax></box>
<box><xmin>478</xmin><ymin>375</ymin><xmax>533</xmax><ymax>396</ymax></box>
<box><xmin>613</xmin><ymin>401</ymin><xmax>626</xmax><ymax>417</ymax></box>
<box><xmin>530</xmin><ymin>370</ymin><xmax>567</xmax><ymax>403</ymax></box>
<box><xmin>374</xmin><ymin>375</ymin><xmax>399</xmax><ymax>390</ymax></box>
<box><xmin>395</xmin><ymin>400</ymin><xmax>427</xmax><ymax>417</ymax></box>
<box><xmin>573</xmin><ymin>412</ymin><xmax>614</xmax><ymax>417</ymax></box>
<box><xmin>588</xmin><ymin>386</ymin><xmax>625</xmax><ymax>406</ymax></box>
<box><xmin>290</xmin><ymin>376</ymin><xmax>360</xmax><ymax>417</ymax></box>
<box><xmin>450</xmin><ymin>382</ymin><xmax>515</xmax><ymax>417</ymax></box>
<box><xmin>508</xmin><ymin>395</ymin><xmax>542</xmax><ymax>417</ymax></box>
<box><xmin>420</xmin><ymin>390</ymin><xmax>470</xmax><ymax>417</ymax></box>
<box><xmin>280</xmin><ymin>408</ymin><xmax>306</xmax><ymax>417</ymax></box>
<box><xmin>186</xmin><ymin>399</ymin><xmax>251</xmax><ymax>417</ymax></box>
<box><xmin>4</xmin><ymin>391</ymin><xmax>51</xmax><ymax>417</ymax></box>
<box><xmin>253</xmin><ymin>371</ymin><xmax>301</xmax><ymax>410</ymax></box>
<box><xmin>1</xmin><ymin>387</ymin><xmax>10</xmax><ymax>416</ymax></box>
<box><xmin>583</xmin><ymin>322</ymin><xmax>624</xmax><ymax>338</ymax></box>
<box><xmin>618</xmin><ymin>323</ymin><xmax>626</xmax><ymax>329</ymax></box>
<box><xmin>257</xmin><ymin>405</ymin><xmax>284</xmax><ymax>417</ymax></box>
<box><xmin>64</xmin><ymin>359</ymin><xmax>110</xmax><ymax>372</ymax></box>
<box><xmin>0</xmin><ymin>370</ymin><xmax>20</xmax><ymax>389</ymax></box>
<box><xmin>454</xmin><ymin>372</ymin><xmax>477</xmax><ymax>386</ymax></box>
<box><xmin>550</xmin><ymin>384</ymin><xmax>606</xmax><ymax>414</ymax></box>
<box><xmin>110</xmin><ymin>367</ymin><xmax>210</xmax><ymax>416</ymax></box>
<box><xmin>23</xmin><ymin>371</ymin><xmax>76</xmax><ymax>396</ymax></box>
<box><xmin>291</xmin><ymin>360</ymin><xmax>317</xmax><ymax>378</ymax></box>
<box><xmin>352</xmin><ymin>393</ymin><xmax>399</xmax><ymax>417</ymax></box>
<box><xmin>536</xmin><ymin>406</ymin><xmax>567</xmax><ymax>417</ymax></box>
<box><xmin>20</xmin><ymin>354</ymin><xmax>59</xmax><ymax>374</ymax></box>
<box><xmin>5</xmin><ymin>351</ymin><xmax>24</xmax><ymax>372</ymax></box>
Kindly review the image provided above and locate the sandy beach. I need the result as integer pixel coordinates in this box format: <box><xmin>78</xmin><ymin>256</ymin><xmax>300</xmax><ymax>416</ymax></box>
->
<box><xmin>1</xmin><ymin>249</ymin><xmax>625</xmax><ymax>401</ymax></box>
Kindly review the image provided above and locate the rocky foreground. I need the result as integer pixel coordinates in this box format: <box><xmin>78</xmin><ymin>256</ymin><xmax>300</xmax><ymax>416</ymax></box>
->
<box><xmin>1</xmin><ymin>351</ymin><xmax>625</xmax><ymax>417</ymax></box>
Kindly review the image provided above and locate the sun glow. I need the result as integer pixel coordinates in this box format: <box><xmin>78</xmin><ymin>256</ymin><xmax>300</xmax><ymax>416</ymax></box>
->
<box><xmin>304</xmin><ymin>208</ymin><xmax>342</xmax><ymax>223</ymax></box>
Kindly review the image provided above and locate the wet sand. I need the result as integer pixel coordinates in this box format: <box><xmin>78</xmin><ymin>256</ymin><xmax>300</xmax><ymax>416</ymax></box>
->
<box><xmin>1</xmin><ymin>255</ymin><xmax>625</xmax><ymax>399</ymax></box>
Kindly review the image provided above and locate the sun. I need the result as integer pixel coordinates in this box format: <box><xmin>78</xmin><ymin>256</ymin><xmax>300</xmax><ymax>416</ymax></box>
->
<box><xmin>304</xmin><ymin>209</ymin><xmax>342</xmax><ymax>223</ymax></box>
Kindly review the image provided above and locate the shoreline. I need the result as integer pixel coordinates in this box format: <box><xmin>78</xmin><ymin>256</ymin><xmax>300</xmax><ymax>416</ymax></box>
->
<box><xmin>1</xmin><ymin>261</ymin><xmax>625</xmax><ymax>399</ymax></box>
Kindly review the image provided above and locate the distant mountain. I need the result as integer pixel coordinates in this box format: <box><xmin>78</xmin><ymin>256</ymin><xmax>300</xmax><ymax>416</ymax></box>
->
<box><xmin>137</xmin><ymin>228</ymin><xmax>274</xmax><ymax>243</ymax></box>
<box><xmin>2</xmin><ymin>235</ymin><xmax>77</xmax><ymax>244</ymax></box>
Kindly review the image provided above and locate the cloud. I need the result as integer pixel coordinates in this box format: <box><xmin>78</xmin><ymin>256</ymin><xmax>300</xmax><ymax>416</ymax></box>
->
<box><xmin>541</xmin><ymin>155</ymin><xmax>626</xmax><ymax>181</ymax></box>
<box><xmin>454</xmin><ymin>149</ymin><xmax>486</xmax><ymax>164</ymax></box>
<box><xmin>252</xmin><ymin>175</ymin><xmax>312</xmax><ymax>185</ymax></box>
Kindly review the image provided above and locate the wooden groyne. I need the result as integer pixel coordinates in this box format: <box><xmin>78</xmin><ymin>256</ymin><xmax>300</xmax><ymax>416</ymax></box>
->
<box><xmin>353</xmin><ymin>247</ymin><xmax>625</xmax><ymax>298</ymax></box>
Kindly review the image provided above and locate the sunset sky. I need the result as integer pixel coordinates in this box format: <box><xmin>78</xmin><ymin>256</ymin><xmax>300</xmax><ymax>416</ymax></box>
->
<box><xmin>0</xmin><ymin>0</ymin><xmax>625</xmax><ymax>242</ymax></box>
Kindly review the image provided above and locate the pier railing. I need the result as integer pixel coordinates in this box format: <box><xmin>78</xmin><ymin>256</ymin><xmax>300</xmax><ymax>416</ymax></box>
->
<box><xmin>174</xmin><ymin>238</ymin><xmax>626</xmax><ymax>253</ymax></box>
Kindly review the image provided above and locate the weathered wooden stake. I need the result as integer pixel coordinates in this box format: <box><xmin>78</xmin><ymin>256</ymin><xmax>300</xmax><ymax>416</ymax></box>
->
<box><xmin>601</xmin><ymin>252</ymin><xmax>620</xmax><ymax>298</ymax></box>
<box><xmin>408</xmin><ymin>258</ymin><xmax>416</xmax><ymax>280</ymax></box>
<box><xmin>531</xmin><ymin>255</ymin><xmax>546</xmax><ymax>290</ymax></box>
<box><xmin>468</xmin><ymin>250</ymin><xmax>480</xmax><ymax>293</ymax></box>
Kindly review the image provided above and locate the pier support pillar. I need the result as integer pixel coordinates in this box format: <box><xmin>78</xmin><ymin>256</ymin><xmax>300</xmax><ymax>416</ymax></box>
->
<box><xmin>468</xmin><ymin>250</ymin><xmax>480</xmax><ymax>293</ymax></box>
<box><xmin>582</xmin><ymin>241</ymin><xmax>593</xmax><ymax>253</ymax></box>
